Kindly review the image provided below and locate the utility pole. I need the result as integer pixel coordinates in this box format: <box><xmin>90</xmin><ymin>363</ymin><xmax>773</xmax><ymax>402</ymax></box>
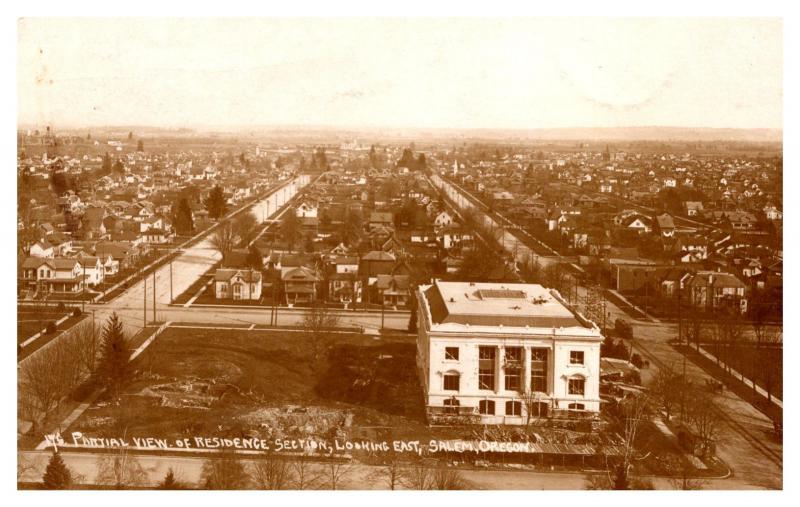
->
<box><xmin>153</xmin><ymin>270</ymin><xmax>157</xmax><ymax>322</ymax></box>
<box><xmin>143</xmin><ymin>275</ymin><xmax>147</xmax><ymax>327</ymax></box>
<box><xmin>678</xmin><ymin>291</ymin><xmax>683</xmax><ymax>345</ymax></box>
<box><xmin>381</xmin><ymin>289</ymin><xmax>386</xmax><ymax>330</ymax></box>
<box><xmin>82</xmin><ymin>263</ymin><xmax>86</xmax><ymax>313</ymax></box>
<box><xmin>169</xmin><ymin>258</ymin><xmax>173</xmax><ymax>303</ymax></box>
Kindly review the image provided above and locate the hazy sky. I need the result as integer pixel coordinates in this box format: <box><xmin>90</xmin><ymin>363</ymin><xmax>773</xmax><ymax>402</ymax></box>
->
<box><xmin>17</xmin><ymin>18</ymin><xmax>782</xmax><ymax>130</ymax></box>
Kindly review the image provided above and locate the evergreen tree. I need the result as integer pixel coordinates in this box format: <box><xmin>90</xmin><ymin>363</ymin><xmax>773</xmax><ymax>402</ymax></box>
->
<box><xmin>172</xmin><ymin>198</ymin><xmax>194</xmax><ymax>235</ymax></box>
<box><xmin>416</xmin><ymin>153</ymin><xmax>427</xmax><ymax>171</ymax></box>
<box><xmin>204</xmin><ymin>185</ymin><xmax>228</xmax><ymax>220</ymax></box>
<box><xmin>128</xmin><ymin>131</ymin><xmax>133</xmax><ymax>140</ymax></box>
<box><xmin>112</xmin><ymin>159</ymin><xmax>125</xmax><ymax>175</ymax></box>
<box><xmin>158</xmin><ymin>468</ymin><xmax>182</xmax><ymax>490</ymax></box>
<box><xmin>280</xmin><ymin>210</ymin><xmax>302</xmax><ymax>252</ymax></box>
<box><xmin>136</xmin><ymin>139</ymin><xmax>144</xmax><ymax>152</ymax></box>
<box><xmin>102</xmin><ymin>152</ymin><xmax>112</xmax><ymax>174</ymax></box>
<box><xmin>397</xmin><ymin>148</ymin><xmax>416</xmax><ymax>169</ymax></box>
<box><xmin>97</xmin><ymin>313</ymin><xmax>132</xmax><ymax>399</ymax></box>
<box><xmin>42</xmin><ymin>452</ymin><xmax>72</xmax><ymax>489</ymax></box>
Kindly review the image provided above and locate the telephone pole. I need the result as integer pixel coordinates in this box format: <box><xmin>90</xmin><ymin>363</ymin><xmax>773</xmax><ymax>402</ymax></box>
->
<box><xmin>169</xmin><ymin>258</ymin><xmax>173</xmax><ymax>303</ymax></box>
<box><xmin>143</xmin><ymin>275</ymin><xmax>147</xmax><ymax>326</ymax></box>
<box><xmin>152</xmin><ymin>271</ymin><xmax>157</xmax><ymax>322</ymax></box>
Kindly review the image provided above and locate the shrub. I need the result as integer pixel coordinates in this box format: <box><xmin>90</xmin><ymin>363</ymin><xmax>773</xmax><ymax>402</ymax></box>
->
<box><xmin>72</xmin><ymin>307</ymin><xmax>82</xmax><ymax>317</ymax></box>
<box><xmin>45</xmin><ymin>322</ymin><xmax>57</xmax><ymax>335</ymax></box>
<box><xmin>630</xmin><ymin>353</ymin><xmax>644</xmax><ymax>369</ymax></box>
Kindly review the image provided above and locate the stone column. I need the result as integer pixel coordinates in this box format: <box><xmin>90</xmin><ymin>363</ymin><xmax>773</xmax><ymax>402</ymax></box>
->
<box><xmin>523</xmin><ymin>347</ymin><xmax>532</xmax><ymax>393</ymax></box>
<box><xmin>495</xmin><ymin>345</ymin><xmax>503</xmax><ymax>393</ymax></box>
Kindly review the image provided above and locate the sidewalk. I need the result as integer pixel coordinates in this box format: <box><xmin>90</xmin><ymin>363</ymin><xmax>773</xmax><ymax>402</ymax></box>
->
<box><xmin>697</xmin><ymin>345</ymin><xmax>783</xmax><ymax>409</ymax></box>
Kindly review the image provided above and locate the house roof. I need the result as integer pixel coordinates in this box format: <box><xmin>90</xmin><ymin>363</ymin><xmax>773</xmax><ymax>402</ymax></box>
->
<box><xmin>656</xmin><ymin>214</ymin><xmax>675</xmax><ymax>229</ymax></box>
<box><xmin>376</xmin><ymin>274</ymin><xmax>410</xmax><ymax>292</ymax></box>
<box><xmin>281</xmin><ymin>266</ymin><xmax>321</xmax><ymax>282</ymax></box>
<box><xmin>687</xmin><ymin>271</ymin><xmax>746</xmax><ymax>289</ymax></box>
<box><xmin>214</xmin><ymin>268</ymin><xmax>262</xmax><ymax>283</ymax></box>
<box><xmin>361</xmin><ymin>250</ymin><xmax>395</xmax><ymax>262</ymax></box>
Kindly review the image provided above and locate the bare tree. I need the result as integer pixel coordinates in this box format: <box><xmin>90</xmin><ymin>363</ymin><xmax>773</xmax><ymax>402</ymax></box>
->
<box><xmin>290</xmin><ymin>459</ymin><xmax>321</xmax><ymax>490</ymax></box>
<box><xmin>601</xmin><ymin>393</ymin><xmax>654</xmax><ymax>490</ymax></box>
<box><xmin>400</xmin><ymin>460</ymin><xmax>434</xmax><ymax>490</ymax></box>
<box><xmin>665</xmin><ymin>454</ymin><xmax>707</xmax><ymax>490</ymax></box>
<box><xmin>684</xmin><ymin>389</ymin><xmax>721</xmax><ymax>458</ymax></box>
<box><xmin>683</xmin><ymin>308</ymin><xmax>705</xmax><ymax>351</ymax></box>
<box><xmin>326</xmin><ymin>461</ymin><xmax>353</xmax><ymax>490</ymax></box>
<box><xmin>95</xmin><ymin>444</ymin><xmax>148</xmax><ymax>489</ymax></box>
<box><xmin>757</xmin><ymin>326</ymin><xmax>782</xmax><ymax>402</ymax></box>
<box><xmin>249</xmin><ymin>454</ymin><xmax>294</xmax><ymax>490</ymax></box>
<box><xmin>650</xmin><ymin>366</ymin><xmax>685</xmax><ymax>422</ymax></box>
<box><xmin>201</xmin><ymin>451</ymin><xmax>250</xmax><ymax>490</ymax></box>
<box><xmin>376</xmin><ymin>457</ymin><xmax>403</xmax><ymax>490</ymax></box>
<box><xmin>210</xmin><ymin>222</ymin><xmax>237</xmax><ymax>262</ymax></box>
<box><xmin>232</xmin><ymin>210</ymin><xmax>259</xmax><ymax>247</ymax></box>
<box><xmin>18</xmin><ymin>337</ymin><xmax>82</xmax><ymax>432</ymax></box>
<box><xmin>301</xmin><ymin>303</ymin><xmax>340</xmax><ymax>373</ymax></box>
<box><xmin>520</xmin><ymin>388</ymin><xmax>547</xmax><ymax>426</ymax></box>
<box><xmin>431</xmin><ymin>468</ymin><xmax>469</xmax><ymax>490</ymax></box>
<box><xmin>72</xmin><ymin>320</ymin><xmax>100</xmax><ymax>377</ymax></box>
<box><xmin>17</xmin><ymin>453</ymin><xmax>41</xmax><ymax>483</ymax></box>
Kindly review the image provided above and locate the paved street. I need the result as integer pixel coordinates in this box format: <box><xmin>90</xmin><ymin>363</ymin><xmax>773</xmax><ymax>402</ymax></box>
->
<box><xmin>89</xmin><ymin>175</ymin><xmax>310</xmax><ymax>337</ymax></box>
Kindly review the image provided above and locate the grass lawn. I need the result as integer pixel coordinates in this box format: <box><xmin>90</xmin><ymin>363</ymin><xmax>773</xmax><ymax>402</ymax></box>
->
<box><xmin>17</xmin><ymin>310</ymin><xmax>69</xmax><ymax>341</ymax></box>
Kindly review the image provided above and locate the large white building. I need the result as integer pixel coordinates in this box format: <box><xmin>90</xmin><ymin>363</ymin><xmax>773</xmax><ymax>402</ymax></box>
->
<box><xmin>416</xmin><ymin>281</ymin><xmax>603</xmax><ymax>425</ymax></box>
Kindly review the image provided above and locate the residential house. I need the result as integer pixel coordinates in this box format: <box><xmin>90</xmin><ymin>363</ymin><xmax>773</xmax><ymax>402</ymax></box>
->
<box><xmin>214</xmin><ymin>269</ymin><xmax>263</xmax><ymax>301</ymax></box>
<box><xmin>282</xmin><ymin>266</ymin><xmax>321</xmax><ymax>305</ymax></box>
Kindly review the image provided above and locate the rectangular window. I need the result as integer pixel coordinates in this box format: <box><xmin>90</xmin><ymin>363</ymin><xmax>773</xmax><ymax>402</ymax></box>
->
<box><xmin>531</xmin><ymin>348</ymin><xmax>548</xmax><ymax>393</ymax></box>
<box><xmin>504</xmin><ymin>347</ymin><xmax>522</xmax><ymax>391</ymax></box>
<box><xmin>570</xmin><ymin>350</ymin><xmax>585</xmax><ymax>365</ymax></box>
<box><xmin>478</xmin><ymin>346</ymin><xmax>495</xmax><ymax>390</ymax></box>
<box><xmin>443</xmin><ymin>397</ymin><xmax>460</xmax><ymax>414</ymax></box>
<box><xmin>568</xmin><ymin>403</ymin><xmax>585</xmax><ymax>411</ymax></box>
<box><xmin>479</xmin><ymin>399</ymin><xmax>495</xmax><ymax>415</ymax></box>
<box><xmin>444</xmin><ymin>347</ymin><xmax>459</xmax><ymax>361</ymax></box>
<box><xmin>568</xmin><ymin>378</ymin><xmax>585</xmax><ymax>395</ymax></box>
<box><xmin>505</xmin><ymin>400</ymin><xmax>522</xmax><ymax>416</ymax></box>
<box><xmin>443</xmin><ymin>373</ymin><xmax>460</xmax><ymax>391</ymax></box>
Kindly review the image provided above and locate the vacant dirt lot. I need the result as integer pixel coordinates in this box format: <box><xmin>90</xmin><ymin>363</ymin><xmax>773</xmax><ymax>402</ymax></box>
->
<box><xmin>67</xmin><ymin>327</ymin><xmax>438</xmax><ymax>446</ymax></box>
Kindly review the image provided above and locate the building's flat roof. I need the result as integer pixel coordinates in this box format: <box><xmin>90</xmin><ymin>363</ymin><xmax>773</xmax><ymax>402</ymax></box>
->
<box><xmin>419</xmin><ymin>281</ymin><xmax>599</xmax><ymax>337</ymax></box>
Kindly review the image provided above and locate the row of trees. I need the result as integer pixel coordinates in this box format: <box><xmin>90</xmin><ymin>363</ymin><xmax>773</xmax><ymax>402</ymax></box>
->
<box><xmin>37</xmin><ymin>450</ymin><xmax>468</xmax><ymax>490</ymax></box>
<box><xmin>19</xmin><ymin>313</ymin><xmax>132</xmax><ymax>434</ymax></box>
<box><xmin>682</xmin><ymin>308</ymin><xmax>783</xmax><ymax>402</ymax></box>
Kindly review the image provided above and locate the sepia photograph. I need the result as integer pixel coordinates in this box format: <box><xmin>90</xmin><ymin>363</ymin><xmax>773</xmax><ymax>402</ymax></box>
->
<box><xmin>9</xmin><ymin>4</ymin><xmax>790</xmax><ymax>498</ymax></box>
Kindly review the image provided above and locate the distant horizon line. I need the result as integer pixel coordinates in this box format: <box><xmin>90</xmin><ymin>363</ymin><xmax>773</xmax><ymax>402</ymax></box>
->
<box><xmin>16</xmin><ymin>123</ymin><xmax>784</xmax><ymax>134</ymax></box>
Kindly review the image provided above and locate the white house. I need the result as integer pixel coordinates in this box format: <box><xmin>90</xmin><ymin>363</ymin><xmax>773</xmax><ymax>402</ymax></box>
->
<box><xmin>214</xmin><ymin>269</ymin><xmax>263</xmax><ymax>301</ymax></box>
<box><xmin>296</xmin><ymin>202</ymin><xmax>318</xmax><ymax>218</ymax></box>
<box><xmin>416</xmin><ymin>281</ymin><xmax>602</xmax><ymax>426</ymax></box>
<box><xmin>433</xmin><ymin>211</ymin><xmax>454</xmax><ymax>228</ymax></box>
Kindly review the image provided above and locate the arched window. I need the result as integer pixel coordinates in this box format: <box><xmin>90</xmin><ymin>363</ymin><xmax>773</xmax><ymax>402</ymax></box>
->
<box><xmin>443</xmin><ymin>371</ymin><xmax>460</xmax><ymax>391</ymax></box>
<box><xmin>568</xmin><ymin>375</ymin><xmax>586</xmax><ymax>396</ymax></box>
